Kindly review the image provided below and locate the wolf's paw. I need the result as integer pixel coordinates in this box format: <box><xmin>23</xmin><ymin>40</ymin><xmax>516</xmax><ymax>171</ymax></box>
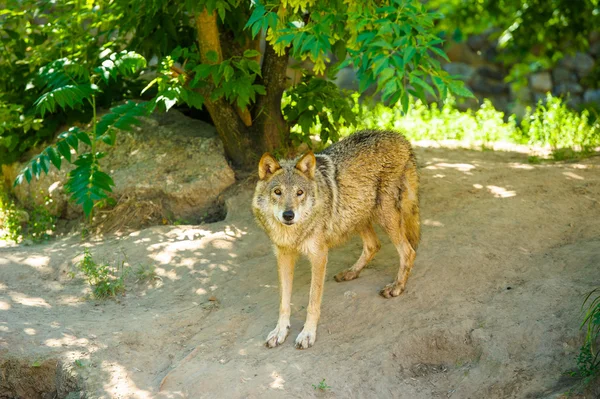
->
<box><xmin>294</xmin><ymin>328</ymin><xmax>316</xmax><ymax>349</ymax></box>
<box><xmin>379</xmin><ymin>283</ymin><xmax>405</xmax><ymax>298</ymax></box>
<box><xmin>334</xmin><ymin>269</ymin><xmax>359</xmax><ymax>282</ymax></box>
<box><xmin>265</xmin><ymin>323</ymin><xmax>290</xmax><ymax>348</ymax></box>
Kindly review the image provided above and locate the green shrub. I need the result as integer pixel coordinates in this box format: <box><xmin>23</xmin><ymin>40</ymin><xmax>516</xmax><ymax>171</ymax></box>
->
<box><xmin>0</xmin><ymin>192</ymin><xmax>23</xmax><ymax>242</ymax></box>
<box><xmin>576</xmin><ymin>288</ymin><xmax>600</xmax><ymax>380</ymax></box>
<box><xmin>288</xmin><ymin>93</ymin><xmax>600</xmax><ymax>158</ymax></box>
<box><xmin>77</xmin><ymin>248</ymin><xmax>128</xmax><ymax>299</ymax></box>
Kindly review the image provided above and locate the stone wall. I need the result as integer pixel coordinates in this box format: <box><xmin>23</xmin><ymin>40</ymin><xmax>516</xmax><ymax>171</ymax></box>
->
<box><xmin>441</xmin><ymin>31</ymin><xmax>600</xmax><ymax>116</ymax></box>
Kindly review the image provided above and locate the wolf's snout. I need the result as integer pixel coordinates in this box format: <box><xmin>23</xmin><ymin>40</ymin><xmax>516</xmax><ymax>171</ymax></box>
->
<box><xmin>282</xmin><ymin>210</ymin><xmax>295</xmax><ymax>221</ymax></box>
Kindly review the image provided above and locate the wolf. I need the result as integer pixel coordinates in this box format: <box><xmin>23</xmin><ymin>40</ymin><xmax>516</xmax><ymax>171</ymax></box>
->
<box><xmin>252</xmin><ymin>129</ymin><xmax>420</xmax><ymax>349</ymax></box>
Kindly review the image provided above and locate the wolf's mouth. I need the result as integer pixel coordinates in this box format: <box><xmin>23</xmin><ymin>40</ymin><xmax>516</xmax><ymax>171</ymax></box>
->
<box><xmin>282</xmin><ymin>221</ymin><xmax>295</xmax><ymax>226</ymax></box>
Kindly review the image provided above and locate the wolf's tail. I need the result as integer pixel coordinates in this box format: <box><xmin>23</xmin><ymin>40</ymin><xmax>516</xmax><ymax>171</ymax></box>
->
<box><xmin>401</xmin><ymin>159</ymin><xmax>420</xmax><ymax>250</ymax></box>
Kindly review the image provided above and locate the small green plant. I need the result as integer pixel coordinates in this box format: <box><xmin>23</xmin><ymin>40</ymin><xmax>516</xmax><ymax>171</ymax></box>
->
<box><xmin>134</xmin><ymin>264</ymin><xmax>159</xmax><ymax>283</ymax></box>
<box><xmin>77</xmin><ymin>248</ymin><xmax>128</xmax><ymax>299</ymax></box>
<box><xmin>575</xmin><ymin>288</ymin><xmax>600</xmax><ymax>381</ymax></box>
<box><xmin>312</xmin><ymin>379</ymin><xmax>331</xmax><ymax>391</ymax></box>
<box><xmin>0</xmin><ymin>191</ymin><xmax>23</xmax><ymax>242</ymax></box>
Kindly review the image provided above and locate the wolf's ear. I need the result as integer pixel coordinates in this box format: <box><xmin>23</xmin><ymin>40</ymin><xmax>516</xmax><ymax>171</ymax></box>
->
<box><xmin>258</xmin><ymin>153</ymin><xmax>281</xmax><ymax>180</ymax></box>
<box><xmin>295</xmin><ymin>151</ymin><xmax>316</xmax><ymax>179</ymax></box>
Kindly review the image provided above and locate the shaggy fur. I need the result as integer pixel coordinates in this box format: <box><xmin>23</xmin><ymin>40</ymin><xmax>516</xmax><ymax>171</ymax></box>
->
<box><xmin>252</xmin><ymin>130</ymin><xmax>421</xmax><ymax>349</ymax></box>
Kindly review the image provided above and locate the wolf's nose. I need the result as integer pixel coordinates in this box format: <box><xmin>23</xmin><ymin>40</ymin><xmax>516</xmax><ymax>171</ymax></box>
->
<box><xmin>282</xmin><ymin>210</ymin><xmax>295</xmax><ymax>221</ymax></box>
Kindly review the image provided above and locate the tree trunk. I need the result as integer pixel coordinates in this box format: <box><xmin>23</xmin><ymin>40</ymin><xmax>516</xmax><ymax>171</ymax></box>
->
<box><xmin>195</xmin><ymin>8</ymin><xmax>292</xmax><ymax>169</ymax></box>
<box><xmin>251</xmin><ymin>44</ymin><xmax>291</xmax><ymax>156</ymax></box>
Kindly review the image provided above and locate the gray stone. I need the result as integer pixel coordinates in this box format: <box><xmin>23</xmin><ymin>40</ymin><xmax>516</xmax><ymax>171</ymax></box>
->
<box><xmin>554</xmin><ymin>83</ymin><xmax>584</xmax><ymax>95</ymax></box>
<box><xmin>567</xmin><ymin>95</ymin><xmax>583</xmax><ymax>109</ymax></box>
<box><xmin>530</xmin><ymin>72</ymin><xmax>552</xmax><ymax>92</ymax></box>
<box><xmin>467</xmin><ymin>34</ymin><xmax>488</xmax><ymax>52</ymax></box>
<box><xmin>2</xmin><ymin>109</ymin><xmax>236</xmax><ymax>224</ymax></box>
<box><xmin>470</xmin><ymin>74</ymin><xmax>509</xmax><ymax>95</ymax></box>
<box><xmin>584</xmin><ymin>89</ymin><xmax>600</xmax><ymax>103</ymax></box>
<box><xmin>590</xmin><ymin>42</ymin><xmax>600</xmax><ymax>57</ymax></box>
<box><xmin>560</xmin><ymin>52</ymin><xmax>595</xmax><ymax>76</ymax></box>
<box><xmin>334</xmin><ymin>67</ymin><xmax>358</xmax><ymax>91</ymax></box>
<box><xmin>552</xmin><ymin>67</ymin><xmax>578</xmax><ymax>83</ymax></box>
<box><xmin>476</xmin><ymin>65</ymin><xmax>504</xmax><ymax>81</ymax></box>
<box><xmin>442</xmin><ymin>62</ymin><xmax>475</xmax><ymax>81</ymax></box>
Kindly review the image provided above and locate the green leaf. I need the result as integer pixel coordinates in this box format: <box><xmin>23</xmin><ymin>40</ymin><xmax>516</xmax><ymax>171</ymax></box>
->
<box><xmin>224</xmin><ymin>65</ymin><xmax>234</xmax><ymax>82</ymax></box>
<box><xmin>205</xmin><ymin>50</ymin><xmax>219</xmax><ymax>63</ymax></box>
<box><xmin>243</xmin><ymin>49</ymin><xmax>261</xmax><ymax>58</ymax></box>
<box><xmin>430</xmin><ymin>46</ymin><xmax>450</xmax><ymax>62</ymax></box>
<box><xmin>401</xmin><ymin>90</ymin><xmax>409</xmax><ymax>114</ymax></box>
<box><xmin>45</xmin><ymin>146</ymin><xmax>61</xmax><ymax>169</ymax></box>
<box><xmin>404</xmin><ymin>46</ymin><xmax>416</xmax><ymax>65</ymax></box>
<box><xmin>57</xmin><ymin>140</ymin><xmax>72</xmax><ymax>162</ymax></box>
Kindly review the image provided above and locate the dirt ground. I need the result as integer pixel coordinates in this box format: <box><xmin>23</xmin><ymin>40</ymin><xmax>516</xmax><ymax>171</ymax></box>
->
<box><xmin>1</xmin><ymin>146</ymin><xmax>599</xmax><ymax>399</ymax></box>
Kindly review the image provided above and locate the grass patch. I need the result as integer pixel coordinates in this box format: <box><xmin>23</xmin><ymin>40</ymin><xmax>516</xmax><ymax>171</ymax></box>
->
<box><xmin>76</xmin><ymin>248</ymin><xmax>128</xmax><ymax>299</ymax></box>
<box><xmin>0</xmin><ymin>189</ymin><xmax>55</xmax><ymax>244</ymax></box>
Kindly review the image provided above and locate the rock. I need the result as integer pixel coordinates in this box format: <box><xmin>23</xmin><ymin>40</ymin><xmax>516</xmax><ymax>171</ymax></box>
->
<box><xmin>559</xmin><ymin>52</ymin><xmax>595</xmax><ymax>77</ymax></box>
<box><xmin>552</xmin><ymin>67</ymin><xmax>578</xmax><ymax>84</ymax></box>
<box><xmin>470</xmin><ymin>74</ymin><xmax>509</xmax><ymax>95</ymax></box>
<box><xmin>467</xmin><ymin>34</ymin><xmax>488</xmax><ymax>52</ymax></box>
<box><xmin>554</xmin><ymin>83</ymin><xmax>583</xmax><ymax>96</ymax></box>
<box><xmin>2</xmin><ymin>109</ymin><xmax>236</xmax><ymax>225</ymax></box>
<box><xmin>334</xmin><ymin>67</ymin><xmax>358</xmax><ymax>91</ymax></box>
<box><xmin>476</xmin><ymin>65</ymin><xmax>504</xmax><ymax>81</ymax></box>
<box><xmin>442</xmin><ymin>62</ymin><xmax>475</xmax><ymax>82</ymax></box>
<box><xmin>530</xmin><ymin>72</ymin><xmax>552</xmax><ymax>92</ymax></box>
<box><xmin>584</xmin><ymin>89</ymin><xmax>600</xmax><ymax>104</ymax></box>
<box><xmin>590</xmin><ymin>42</ymin><xmax>600</xmax><ymax>58</ymax></box>
<box><xmin>567</xmin><ymin>95</ymin><xmax>583</xmax><ymax>109</ymax></box>
<box><xmin>445</xmin><ymin>42</ymin><xmax>484</xmax><ymax>66</ymax></box>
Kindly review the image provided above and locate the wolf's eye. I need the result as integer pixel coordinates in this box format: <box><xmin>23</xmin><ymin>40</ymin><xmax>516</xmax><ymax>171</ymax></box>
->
<box><xmin>274</xmin><ymin>188</ymin><xmax>282</xmax><ymax>196</ymax></box>
<box><xmin>297</xmin><ymin>190</ymin><xmax>304</xmax><ymax>196</ymax></box>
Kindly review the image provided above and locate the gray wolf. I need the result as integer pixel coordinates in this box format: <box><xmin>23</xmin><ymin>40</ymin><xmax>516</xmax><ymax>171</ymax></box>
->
<box><xmin>252</xmin><ymin>130</ymin><xmax>420</xmax><ymax>349</ymax></box>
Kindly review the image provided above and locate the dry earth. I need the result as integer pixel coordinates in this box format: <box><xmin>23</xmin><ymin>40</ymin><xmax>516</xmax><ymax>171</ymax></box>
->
<box><xmin>1</xmin><ymin>146</ymin><xmax>599</xmax><ymax>398</ymax></box>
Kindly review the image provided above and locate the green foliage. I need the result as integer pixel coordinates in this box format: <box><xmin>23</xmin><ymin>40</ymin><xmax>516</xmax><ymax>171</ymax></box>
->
<box><xmin>0</xmin><ymin>0</ymin><xmax>136</xmax><ymax>165</ymax></box>
<box><xmin>248</xmin><ymin>0</ymin><xmax>472</xmax><ymax>112</ymax></box>
<box><xmin>77</xmin><ymin>248</ymin><xmax>128</xmax><ymax>299</ymax></box>
<box><xmin>283</xmin><ymin>77</ymin><xmax>356</xmax><ymax>145</ymax></box>
<box><xmin>521</xmin><ymin>95</ymin><xmax>600</xmax><ymax>154</ymax></box>
<box><xmin>290</xmin><ymin>92</ymin><xmax>600</xmax><ymax>157</ymax></box>
<box><xmin>0</xmin><ymin>189</ymin><xmax>56</xmax><ymax>243</ymax></box>
<box><xmin>0</xmin><ymin>192</ymin><xmax>23</xmax><ymax>242</ymax></box>
<box><xmin>431</xmin><ymin>0</ymin><xmax>600</xmax><ymax>87</ymax></box>
<box><xmin>13</xmin><ymin>51</ymin><xmax>148</xmax><ymax>220</ymax></box>
<box><xmin>577</xmin><ymin>289</ymin><xmax>600</xmax><ymax>377</ymax></box>
<box><xmin>312</xmin><ymin>379</ymin><xmax>331</xmax><ymax>391</ymax></box>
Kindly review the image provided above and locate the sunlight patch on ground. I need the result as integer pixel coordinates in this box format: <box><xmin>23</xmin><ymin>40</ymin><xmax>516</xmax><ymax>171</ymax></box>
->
<box><xmin>425</xmin><ymin>162</ymin><xmax>476</xmax><ymax>174</ymax></box>
<box><xmin>24</xmin><ymin>328</ymin><xmax>36</xmax><ymax>335</ymax></box>
<box><xmin>9</xmin><ymin>291</ymin><xmax>51</xmax><ymax>308</ymax></box>
<box><xmin>509</xmin><ymin>163</ymin><xmax>535</xmax><ymax>170</ymax></box>
<box><xmin>101</xmin><ymin>361</ymin><xmax>153</xmax><ymax>399</ymax></box>
<box><xmin>0</xmin><ymin>301</ymin><xmax>11</xmax><ymax>310</ymax></box>
<box><xmin>563</xmin><ymin>171</ymin><xmax>584</xmax><ymax>180</ymax></box>
<box><xmin>487</xmin><ymin>185</ymin><xmax>516</xmax><ymax>198</ymax></box>
<box><xmin>22</xmin><ymin>255</ymin><xmax>51</xmax><ymax>271</ymax></box>
<box><xmin>423</xmin><ymin>219</ymin><xmax>444</xmax><ymax>227</ymax></box>
<box><xmin>56</xmin><ymin>295</ymin><xmax>84</xmax><ymax>306</ymax></box>
<box><xmin>44</xmin><ymin>334</ymin><xmax>90</xmax><ymax>348</ymax></box>
<box><xmin>270</xmin><ymin>371</ymin><xmax>285</xmax><ymax>390</ymax></box>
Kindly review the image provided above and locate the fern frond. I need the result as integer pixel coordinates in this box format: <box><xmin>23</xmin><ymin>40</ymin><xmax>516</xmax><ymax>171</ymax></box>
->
<box><xmin>96</xmin><ymin>101</ymin><xmax>148</xmax><ymax>144</ymax></box>
<box><xmin>34</xmin><ymin>84</ymin><xmax>95</xmax><ymax>117</ymax></box>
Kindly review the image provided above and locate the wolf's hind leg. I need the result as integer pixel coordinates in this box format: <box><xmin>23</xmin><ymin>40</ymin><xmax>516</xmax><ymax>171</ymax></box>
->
<box><xmin>334</xmin><ymin>224</ymin><xmax>381</xmax><ymax>282</ymax></box>
<box><xmin>379</xmin><ymin>164</ymin><xmax>420</xmax><ymax>298</ymax></box>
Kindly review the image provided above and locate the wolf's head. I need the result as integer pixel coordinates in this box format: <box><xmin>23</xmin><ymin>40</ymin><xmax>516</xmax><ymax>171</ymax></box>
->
<box><xmin>252</xmin><ymin>152</ymin><xmax>317</xmax><ymax>227</ymax></box>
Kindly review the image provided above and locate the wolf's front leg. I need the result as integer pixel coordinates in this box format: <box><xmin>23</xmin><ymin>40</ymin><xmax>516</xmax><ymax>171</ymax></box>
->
<box><xmin>295</xmin><ymin>246</ymin><xmax>328</xmax><ymax>349</ymax></box>
<box><xmin>266</xmin><ymin>247</ymin><xmax>297</xmax><ymax>348</ymax></box>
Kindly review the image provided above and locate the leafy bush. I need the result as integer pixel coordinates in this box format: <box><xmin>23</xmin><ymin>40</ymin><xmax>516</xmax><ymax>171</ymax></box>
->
<box><xmin>0</xmin><ymin>0</ymin><xmax>136</xmax><ymax>165</ymax></box>
<box><xmin>13</xmin><ymin>51</ymin><xmax>148</xmax><ymax>219</ymax></box>
<box><xmin>77</xmin><ymin>248</ymin><xmax>128</xmax><ymax>299</ymax></box>
<box><xmin>577</xmin><ymin>288</ymin><xmax>600</xmax><ymax>380</ymax></box>
<box><xmin>289</xmin><ymin>93</ymin><xmax>600</xmax><ymax>157</ymax></box>
<box><xmin>522</xmin><ymin>94</ymin><xmax>600</xmax><ymax>155</ymax></box>
<box><xmin>0</xmin><ymin>189</ymin><xmax>55</xmax><ymax>243</ymax></box>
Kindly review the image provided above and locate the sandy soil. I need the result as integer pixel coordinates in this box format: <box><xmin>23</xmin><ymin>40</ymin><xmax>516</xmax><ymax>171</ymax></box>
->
<box><xmin>1</xmin><ymin>146</ymin><xmax>599</xmax><ymax>399</ymax></box>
